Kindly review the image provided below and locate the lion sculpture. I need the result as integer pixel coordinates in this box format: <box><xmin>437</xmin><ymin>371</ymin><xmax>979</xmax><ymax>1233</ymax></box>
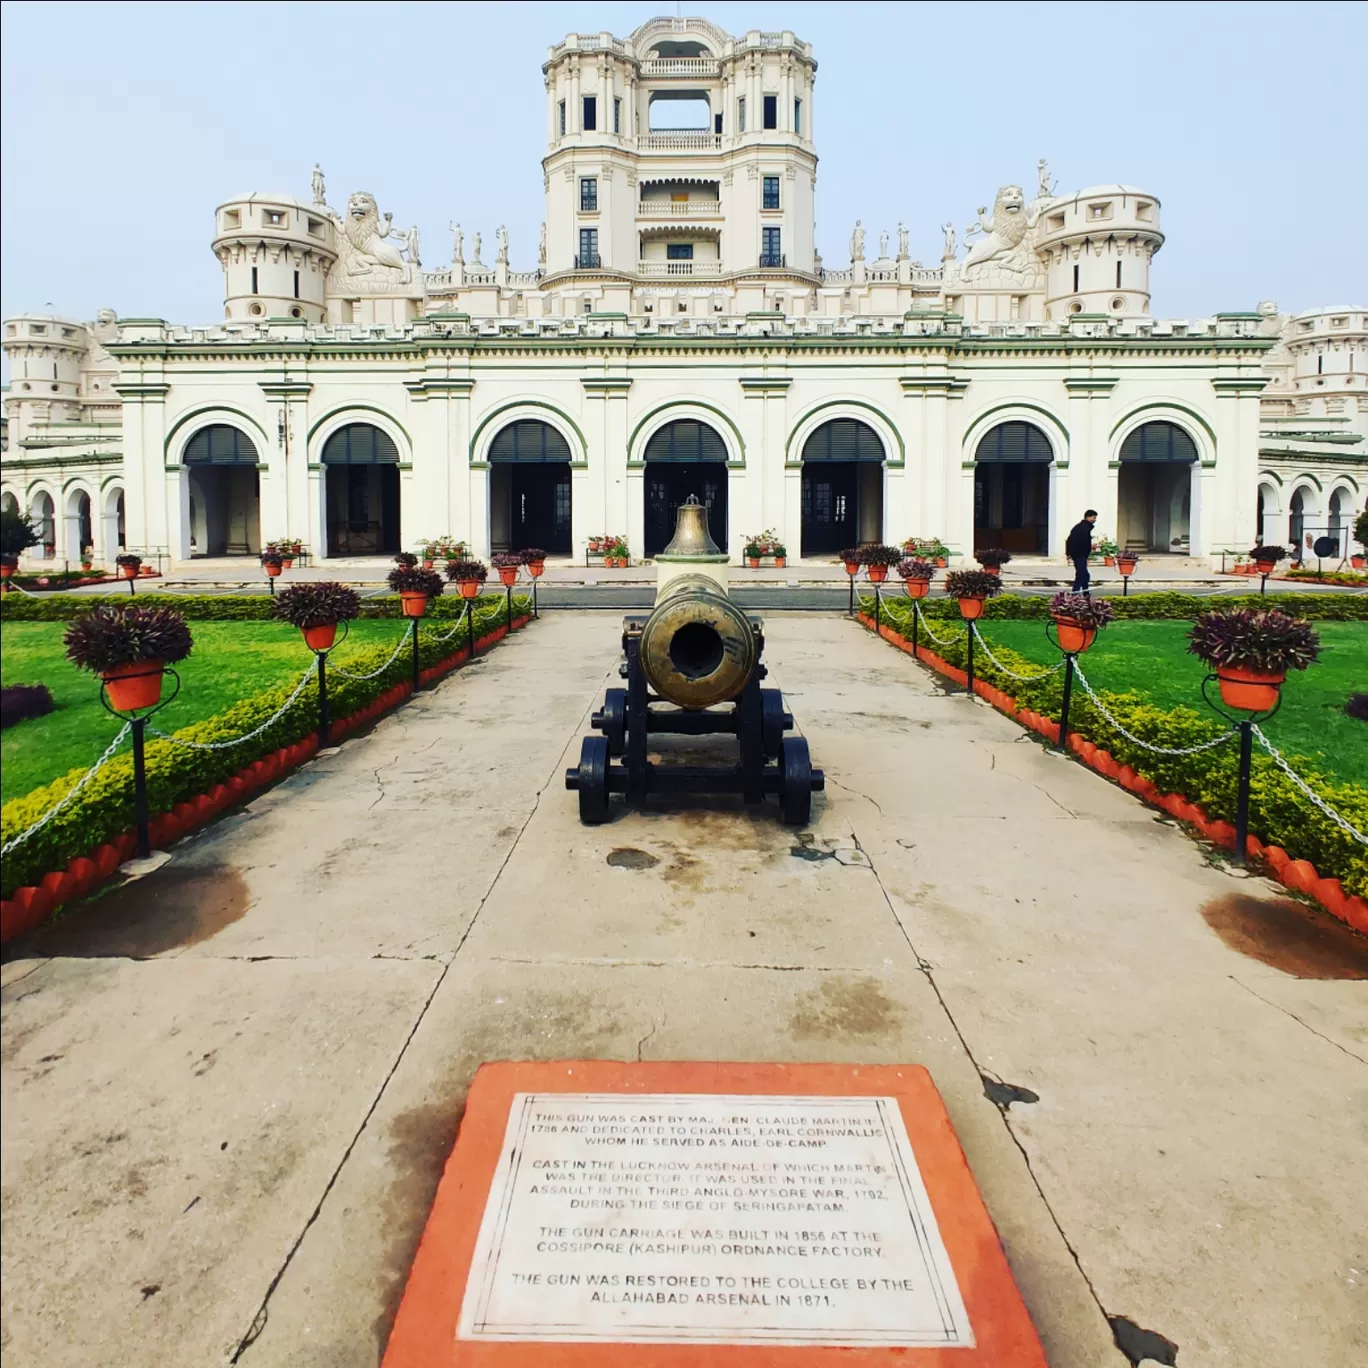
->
<box><xmin>336</xmin><ymin>191</ymin><xmax>411</xmax><ymax>282</ymax></box>
<box><xmin>960</xmin><ymin>185</ymin><xmax>1040</xmax><ymax>278</ymax></box>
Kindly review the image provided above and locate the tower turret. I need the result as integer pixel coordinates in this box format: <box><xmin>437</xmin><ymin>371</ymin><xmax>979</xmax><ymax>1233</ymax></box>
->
<box><xmin>2</xmin><ymin>313</ymin><xmax>90</xmax><ymax>442</ymax></box>
<box><xmin>1037</xmin><ymin>185</ymin><xmax>1163</xmax><ymax>320</ymax></box>
<box><xmin>212</xmin><ymin>193</ymin><xmax>337</xmax><ymax>323</ymax></box>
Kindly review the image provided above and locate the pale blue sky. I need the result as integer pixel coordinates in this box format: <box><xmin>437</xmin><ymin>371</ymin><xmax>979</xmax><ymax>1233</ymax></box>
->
<box><xmin>2</xmin><ymin>0</ymin><xmax>1364</xmax><ymax>329</ymax></box>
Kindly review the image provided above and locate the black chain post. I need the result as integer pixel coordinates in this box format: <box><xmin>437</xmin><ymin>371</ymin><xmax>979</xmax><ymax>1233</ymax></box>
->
<box><xmin>966</xmin><ymin>620</ymin><xmax>976</xmax><ymax>697</ymax></box>
<box><xmin>848</xmin><ymin>570</ymin><xmax>855</xmax><ymax>617</ymax></box>
<box><xmin>911</xmin><ymin>601</ymin><xmax>920</xmax><ymax>657</ymax></box>
<box><xmin>316</xmin><ymin>650</ymin><xmax>329</xmax><ymax>751</ymax></box>
<box><xmin>873</xmin><ymin>578</ymin><xmax>881</xmax><ymax>635</ymax></box>
<box><xmin>410</xmin><ymin>615</ymin><xmax>421</xmax><ymax>694</ymax></box>
<box><xmin>1233</xmin><ymin>719</ymin><xmax>1254</xmax><ymax>866</ymax></box>
<box><xmin>506</xmin><ymin>580</ymin><xmax>513</xmax><ymax>632</ymax></box>
<box><xmin>131</xmin><ymin>715</ymin><xmax>150</xmax><ymax>858</ymax></box>
<box><xmin>1057</xmin><ymin>653</ymin><xmax>1075</xmax><ymax>752</ymax></box>
<box><xmin>468</xmin><ymin>598</ymin><xmax>477</xmax><ymax>660</ymax></box>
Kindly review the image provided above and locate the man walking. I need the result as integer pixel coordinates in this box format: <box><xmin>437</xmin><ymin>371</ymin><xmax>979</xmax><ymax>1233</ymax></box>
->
<box><xmin>1065</xmin><ymin>509</ymin><xmax>1098</xmax><ymax>594</ymax></box>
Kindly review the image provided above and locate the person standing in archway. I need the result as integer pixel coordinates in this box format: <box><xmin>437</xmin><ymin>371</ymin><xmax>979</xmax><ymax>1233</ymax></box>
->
<box><xmin>1066</xmin><ymin>509</ymin><xmax>1098</xmax><ymax>594</ymax></box>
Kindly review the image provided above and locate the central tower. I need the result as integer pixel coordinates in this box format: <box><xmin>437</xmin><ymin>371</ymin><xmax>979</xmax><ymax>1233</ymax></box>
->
<box><xmin>542</xmin><ymin>16</ymin><xmax>817</xmax><ymax>311</ymax></box>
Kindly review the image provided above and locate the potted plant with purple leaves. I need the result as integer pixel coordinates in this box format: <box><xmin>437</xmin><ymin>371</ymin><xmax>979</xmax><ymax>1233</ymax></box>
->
<box><xmin>897</xmin><ymin>557</ymin><xmax>936</xmax><ymax>599</ymax></box>
<box><xmin>387</xmin><ymin>555</ymin><xmax>444</xmax><ymax>617</ymax></box>
<box><xmin>445</xmin><ymin>557</ymin><xmax>489</xmax><ymax>600</ymax></box>
<box><xmin>273</xmin><ymin>581</ymin><xmax>362</xmax><ymax>651</ymax></box>
<box><xmin>839</xmin><ymin>546</ymin><xmax>864</xmax><ymax>577</ymax></box>
<box><xmin>64</xmin><ymin>604</ymin><xmax>193</xmax><ymax>711</ymax></box>
<box><xmin>115</xmin><ymin>551</ymin><xmax>142</xmax><ymax>581</ymax></box>
<box><xmin>860</xmin><ymin>544</ymin><xmax>903</xmax><ymax>583</ymax></box>
<box><xmin>1188</xmin><ymin>608</ymin><xmax>1320</xmax><ymax>711</ymax></box>
<box><xmin>1248</xmin><ymin>544</ymin><xmax>1287</xmax><ymax>576</ymax></box>
<box><xmin>943</xmin><ymin>568</ymin><xmax>1003</xmax><ymax>620</ymax></box>
<box><xmin>974</xmin><ymin>548</ymin><xmax>1013</xmax><ymax>576</ymax></box>
<box><xmin>1049</xmin><ymin>592</ymin><xmax>1115</xmax><ymax>654</ymax></box>
<box><xmin>491</xmin><ymin>552</ymin><xmax>523</xmax><ymax>587</ymax></box>
<box><xmin>520</xmin><ymin>547</ymin><xmax>549</xmax><ymax>578</ymax></box>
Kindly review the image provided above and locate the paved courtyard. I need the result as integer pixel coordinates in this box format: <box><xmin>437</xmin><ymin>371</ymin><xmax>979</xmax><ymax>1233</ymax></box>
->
<box><xmin>2</xmin><ymin>612</ymin><xmax>1364</xmax><ymax>1367</ymax></box>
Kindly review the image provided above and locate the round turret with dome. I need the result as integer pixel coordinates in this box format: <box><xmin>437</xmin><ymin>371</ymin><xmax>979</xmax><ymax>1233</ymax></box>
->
<box><xmin>212</xmin><ymin>190</ymin><xmax>337</xmax><ymax>323</ymax></box>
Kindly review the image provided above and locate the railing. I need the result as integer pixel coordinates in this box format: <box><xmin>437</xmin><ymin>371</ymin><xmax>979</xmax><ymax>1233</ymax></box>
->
<box><xmin>636</xmin><ymin>199</ymin><xmax>723</xmax><ymax>218</ymax></box>
<box><xmin>637</xmin><ymin>260</ymin><xmax>725</xmax><ymax>277</ymax></box>
<box><xmin>574</xmin><ymin>254</ymin><xmax>602</xmax><ymax>270</ymax></box>
<box><xmin>640</xmin><ymin>131</ymin><xmax>723</xmax><ymax>151</ymax></box>
<box><xmin>758</xmin><ymin>253</ymin><xmax>787</xmax><ymax>269</ymax></box>
<box><xmin>640</xmin><ymin>57</ymin><xmax>720</xmax><ymax>78</ymax></box>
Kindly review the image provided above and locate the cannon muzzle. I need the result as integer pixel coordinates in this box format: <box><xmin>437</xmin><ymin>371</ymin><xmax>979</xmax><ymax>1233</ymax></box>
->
<box><xmin>639</xmin><ymin>573</ymin><xmax>758</xmax><ymax>709</ymax></box>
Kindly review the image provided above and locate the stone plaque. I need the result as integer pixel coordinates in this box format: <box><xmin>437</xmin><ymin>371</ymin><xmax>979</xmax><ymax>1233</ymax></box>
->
<box><xmin>457</xmin><ymin>1093</ymin><xmax>974</xmax><ymax>1348</ymax></box>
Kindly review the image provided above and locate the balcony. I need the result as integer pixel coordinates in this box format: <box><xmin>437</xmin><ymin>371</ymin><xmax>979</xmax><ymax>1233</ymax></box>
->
<box><xmin>640</xmin><ymin>56</ymin><xmax>720</xmax><ymax>78</ymax></box>
<box><xmin>636</xmin><ymin>199</ymin><xmax>723</xmax><ymax>219</ymax></box>
<box><xmin>574</xmin><ymin>254</ymin><xmax>602</xmax><ymax>270</ymax></box>
<box><xmin>758</xmin><ymin>254</ymin><xmax>787</xmax><ymax>269</ymax></box>
<box><xmin>640</xmin><ymin>131</ymin><xmax>723</xmax><ymax>152</ymax></box>
<box><xmin>638</xmin><ymin>260</ymin><xmax>726</xmax><ymax>278</ymax></box>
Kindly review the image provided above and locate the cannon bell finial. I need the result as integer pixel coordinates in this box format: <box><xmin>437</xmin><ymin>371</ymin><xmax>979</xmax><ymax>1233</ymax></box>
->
<box><xmin>662</xmin><ymin>494</ymin><xmax>721</xmax><ymax>559</ymax></box>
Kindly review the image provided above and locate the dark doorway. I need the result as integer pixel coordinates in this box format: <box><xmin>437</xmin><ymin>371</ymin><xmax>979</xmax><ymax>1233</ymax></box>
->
<box><xmin>183</xmin><ymin>423</ymin><xmax>262</xmax><ymax>556</ymax></box>
<box><xmin>800</xmin><ymin>419</ymin><xmax>885</xmax><ymax>555</ymax></box>
<box><xmin>322</xmin><ymin>424</ymin><xmax>401</xmax><ymax>556</ymax></box>
<box><xmin>973</xmin><ymin>422</ymin><xmax>1051</xmax><ymax>553</ymax></box>
<box><xmin>1117</xmin><ymin>422</ymin><xmax>1197</xmax><ymax>553</ymax></box>
<box><xmin>489</xmin><ymin>421</ymin><xmax>573</xmax><ymax>554</ymax></box>
<box><xmin>643</xmin><ymin>420</ymin><xmax>729</xmax><ymax>556</ymax></box>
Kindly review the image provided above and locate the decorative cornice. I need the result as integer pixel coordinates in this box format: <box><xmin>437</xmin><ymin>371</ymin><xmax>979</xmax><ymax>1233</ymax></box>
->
<box><xmin>1211</xmin><ymin>376</ymin><xmax>1271</xmax><ymax>396</ymax></box>
<box><xmin>112</xmin><ymin>382</ymin><xmax>169</xmax><ymax>400</ymax></box>
<box><xmin>258</xmin><ymin>380</ymin><xmax>313</xmax><ymax>399</ymax></box>
<box><xmin>1063</xmin><ymin>376</ymin><xmax>1119</xmax><ymax>395</ymax></box>
<box><xmin>899</xmin><ymin>376</ymin><xmax>971</xmax><ymax>397</ymax></box>
<box><xmin>739</xmin><ymin>377</ymin><xmax>792</xmax><ymax>393</ymax></box>
<box><xmin>580</xmin><ymin>377</ymin><xmax>632</xmax><ymax>394</ymax></box>
<box><xmin>404</xmin><ymin>378</ymin><xmax>476</xmax><ymax>399</ymax></box>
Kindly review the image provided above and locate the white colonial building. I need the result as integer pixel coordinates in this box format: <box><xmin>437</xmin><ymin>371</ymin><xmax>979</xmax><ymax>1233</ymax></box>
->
<box><xmin>3</xmin><ymin>15</ymin><xmax>1364</xmax><ymax>568</ymax></box>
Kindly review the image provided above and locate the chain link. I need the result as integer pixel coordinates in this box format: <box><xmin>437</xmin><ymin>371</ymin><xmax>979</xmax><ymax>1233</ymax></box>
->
<box><xmin>329</xmin><ymin>630</ymin><xmax>413</xmax><ymax>681</ymax></box>
<box><xmin>1071</xmin><ymin>662</ymin><xmax>1237</xmax><ymax>757</ymax></box>
<box><xmin>968</xmin><ymin>624</ymin><xmax>1066</xmax><ymax>681</ymax></box>
<box><xmin>424</xmin><ymin>605</ymin><xmax>476</xmax><ymax>644</ymax></box>
<box><xmin>1</xmin><ymin>723</ymin><xmax>131</xmax><ymax>856</ymax></box>
<box><xmin>911</xmin><ymin>602</ymin><xmax>959</xmax><ymax>648</ymax></box>
<box><xmin>1251</xmin><ymin>725</ymin><xmax>1368</xmax><ymax>847</ymax></box>
<box><xmin>149</xmin><ymin>667</ymin><xmax>315</xmax><ymax>751</ymax></box>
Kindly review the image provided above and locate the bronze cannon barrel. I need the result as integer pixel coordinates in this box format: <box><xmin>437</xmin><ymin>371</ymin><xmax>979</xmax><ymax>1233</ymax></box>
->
<box><xmin>638</xmin><ymin>572</ymin><xmax>759</xmax><ymax>709</ymax></box>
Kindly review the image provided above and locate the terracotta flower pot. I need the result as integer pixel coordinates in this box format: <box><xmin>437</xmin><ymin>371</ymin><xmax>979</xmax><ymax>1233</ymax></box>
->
<box><xmin>775</xmin><ymin>557</ymin><xmax>786</xmax><ymax>568</ymax></box>
<box><xmin>527</xmin><ymin>560</ymin><xmax>546</xmax><ymax>578</ymax></box>
<box><xmin>843</xmin><ymin>560</ymin><xmax>861</xmax><ymax>577</ymax></box>
<box><xmin>458</xmin><ymin>579</ymin><xmax>481</xmax><ymax>599</ymax></box>
<box><xmin>1352</xmin><ymin>555</ymin><xmax>1365</xmax><ymax>569</ymax></box>
<box><xmin>1052</xmin><ymin>616</ymin><xmax>1097</xmax><ymax>654</ymax></box>
<box><xmin>903</xmin><ymin>577</ymin><xmax>930</xmax><ymax>599</ymax></box>
<box><xmin>1215</xmin><ymin>665</ymin><xmax>1285</xmax><ymax>712</ymax></box>
<box><xmin>0</xmin><ymin>562</ymin><xmax>14</xmax><ymax>580</ymax></box>
<box><xmin>1117</xmin><ymin>559</ymin><xmax>1137</xmax><ymax>576</ymax></box>
<box><xmin>102</xmin><ymin>659</ymin><xmax>166</xmax><ymax>711</ymax></box>
<box><xmin>498</xmin><ymin>565</ymin><xmax>519</xmax><ymax>587</ymax></box>
<box><xmin>958</xmin><ymin>596</ymin><xmax>985</xmax><ymax>620</ymax></box>
<box><xmin>282</xmin><ymin>558</ymin><xmax>294</xmax><ymax>570</ymax></box>
<box><xmin>936</xmin><ymin>557</ymin><xmax>948</xmax><ymax>567</ymax></box>
<box><xmin>866</xmin><ymin>564</ymin><xmax>889</xmax><ymax>583</ymax></box>
<box><xmin>400</xmin><ymin>591</ymin><xmax>428</xmax><ymax>618</ymax></box>
<box><xmin>1253</xmin><ymin>558</ymin><xmax>1278</xmax><ymax>576</ymax></box>
<box><xmin>118</xmin><ymin>563</ymin><xmax>139</xmax><ymax>580</ymax></box>
<box><xmin>980</xmin><ymin>565</ymin><xmax>1001</xmax><ymax>576</ymax></box>
<box><xmin>1103</xmin><ymin>555</ymin><xmax>1116</xmax><ymax>566</ymax></box>
<box><xmin>265</xmin><ymin>561</ymin><xmax>282</xmax><ymax>578</ymax></box>
<box><xmin>302</xmin><ymin>622</ymin><xmax>337</xmax><ymax>651</ymax></box>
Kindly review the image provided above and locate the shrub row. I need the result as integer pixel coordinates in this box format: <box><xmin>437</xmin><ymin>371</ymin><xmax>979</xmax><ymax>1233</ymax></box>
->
<box><xmin>0</xmin><ymin>591</ymin><xmax>517</xmax><ymax>622</ymax></box>
<box><xmin>0</xmin><ymin>596</ymin><xmax>530</xmax><ymax>897</ymax></box>
<box><xmin>884</xmin><ymin>590</ymin><xmax>1368</xmax><ymax>622</ymax></box>
<box><xmin>863</xmin><ymin>596</ymin><xmax>1368</xmax><ymax>898</ymax></box>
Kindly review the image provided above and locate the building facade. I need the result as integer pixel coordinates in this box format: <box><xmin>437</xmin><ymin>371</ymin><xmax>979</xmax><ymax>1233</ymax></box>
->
<box><xmin>3</xmin><ymin>15</ymin><xmax>1364</xmax><ymax>568</ymax></box>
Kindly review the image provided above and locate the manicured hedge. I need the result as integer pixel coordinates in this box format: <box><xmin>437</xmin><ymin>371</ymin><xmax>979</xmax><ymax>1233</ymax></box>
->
<box><xmin>0</xmin><ymin>591</ymin><xmax>517</xmax><ymax>622</ymax></box>
<box><xmin>863</xmin><ymin>596</ymin><xmax>1368</xmax><ymax>897</ymax></box>
<box><xmin>0</xmin><ymin>596</ymin><xmax>530</xmax><ymax>897</ymax></box>
<box><xmin>884</xmin><ymin>591</ymin><xmax>1368</xmax><ymax>622</ymax></box>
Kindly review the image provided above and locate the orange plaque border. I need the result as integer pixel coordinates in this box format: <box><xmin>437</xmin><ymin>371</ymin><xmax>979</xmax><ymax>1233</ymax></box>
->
<box><xmin>382</xmin><ymin>1061</ymin><xmax>1047</xmax><ymax>1367</ymax></box>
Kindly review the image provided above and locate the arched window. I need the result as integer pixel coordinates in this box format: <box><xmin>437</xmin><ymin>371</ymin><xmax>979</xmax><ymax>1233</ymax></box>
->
<box><xmin>1119</xmin><ymin>421</ymin><xmax>1198</xmax><ymax>463</ymax></box>
<box><xmin>643</xmin><ymin>419</ymin><xmax>729</xmax><ymax>556</ymax></box>
<box><xmin>30</xmin><ymin>490</ymin><xmax>55</xmax><ymax>557</ymax></box>
<box><xmin>184</xmin><ymin>424</ymin><xmax>260</xmax><ymax>465</ymax></box>
<box><xmin>489</xmin><ymin>420</ymin><xmax>572</xmax><ymax>464</ymax></box>
<box><xmin>321</xmin><ymin>424</ymin><xmax>400</xmax><ymax>464</ymax></box>
<box><xmin>974</xmin><ymin>421</ymin><xmax>1053</xmax><ymax>463</ymax></box>
<box><xmin>488</xmin><ymin>420</ymin><xmax>573</xmax><ymax>554</ymax></box>
<box><xmin>644</xmin><ymin>419</ymin><xmax>728</xmax><ymax>464</ymax></box>
<box><xmin>800</xmin><ymin>418</ymin><xmax>885</xmax><ymax>464</ymax></box>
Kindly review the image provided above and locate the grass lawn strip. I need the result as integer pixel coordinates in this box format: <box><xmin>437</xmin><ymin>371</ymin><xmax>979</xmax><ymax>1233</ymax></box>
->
<box><xmin>970</xmin><ymin>620</ymin><xmax>1367</xmax><ymax>787</ymax></box>
<box><xmin>5</xmin><ymin>620</ymin><xmax>428</xmax><ymax>804</ymax></box>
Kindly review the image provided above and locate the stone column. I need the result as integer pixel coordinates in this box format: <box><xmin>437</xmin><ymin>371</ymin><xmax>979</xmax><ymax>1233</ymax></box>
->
<box><xmin>1062</xmin><ymin>375</ymin><xmax>1116</xmax><ymax>553</ymax></box>
<box><xmin>112</xmin><ymin>380</ymin><xmax>173</xmax><ymax>560</ymax></box>
<box><xmin>1211</xmin><ymin>377</ymin><xmax>1268</xmax><ymax>558</ymax></box>
<box><xmin>740</xmin><ymin>377</ymin><xmax>790</xmax><ymax>558</ymax></box>
<box><xmin>583</xmin><ymin>376</ymin><xmax>631</xmax><ymax>557</ymax></box>
<box><xmin>259</xmin><ymin>380</ymin><xmax>312</xmax><ymax>552</ymax></box>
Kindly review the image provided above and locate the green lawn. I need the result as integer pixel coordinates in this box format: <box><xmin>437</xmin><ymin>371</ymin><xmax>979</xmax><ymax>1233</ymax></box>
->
<box><xmin>971</xmin><ymin>620</ymin><xmax>1368</xmax><ymax>785</ymax></box>
<box><xmin>1</xmin><ymin>620</ymin><xmax>415</xmax><ymax>804</ymax></box>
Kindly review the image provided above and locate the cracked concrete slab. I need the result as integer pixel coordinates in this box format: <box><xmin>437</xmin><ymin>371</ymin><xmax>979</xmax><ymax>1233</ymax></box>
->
<box><xmin>3</xmin><ymin>611</ymin><xmax>1363</xmax><ymax>1368</ymax></box>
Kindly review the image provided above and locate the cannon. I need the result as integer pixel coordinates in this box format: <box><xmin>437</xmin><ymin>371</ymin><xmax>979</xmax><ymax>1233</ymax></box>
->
<box><xmin>566</xmin><ymin>497</ymin><xmax>824</xmax><ymax>824</ymax></box>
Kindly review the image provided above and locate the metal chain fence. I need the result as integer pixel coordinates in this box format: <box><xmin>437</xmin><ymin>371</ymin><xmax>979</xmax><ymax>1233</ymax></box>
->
<box><xmin>149</xmin><ymin>667</ymin><xmax>316</xmax><ymax>751</ymax></box>
<box><xmin>969</xmin><ymin>625</ymin><xmax>1066</xmax><ymax>682</ymax></box>
<box><xmin>1071</xmin><ymin>662</ymin><xmax>1237</xmax><ymax>757</ymax></box>
<box><xmin>1251</xmin><ymin>725</ymin><xmax>1368</xmax><ymax>847</ymax></box>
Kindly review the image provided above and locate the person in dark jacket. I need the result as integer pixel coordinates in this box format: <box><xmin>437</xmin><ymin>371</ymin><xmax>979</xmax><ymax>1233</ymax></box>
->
<box><xmin>1065</xmin><ymin>510</ymin><xmax>1098</xmax><ymax>593</ymax></box>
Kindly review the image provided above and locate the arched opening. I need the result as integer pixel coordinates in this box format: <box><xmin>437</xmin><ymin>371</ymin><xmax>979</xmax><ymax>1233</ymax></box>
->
<box><xmin>64</xmin><ymin>488</ymin><xmax>93</xmax><ymax>560</ymax></box>
<box><xmin>973</xmin><ymin>421</ymin><xmax>1052</xmax><ymax>553</ymax></box>
<box><xmin>1256</xmin><ymin>482</ymin><xmax>1281</xmax><ymax>546</ymax></box>
<box><xmin>183</xmin><ymin>424</ymin><xmax>261</xmax><ymax>556</ymax></box>
<box><xmin>1117</xmin><ymin>421</ymin><xmax>1197</xmax><ymax>553</ymax></box>
<box><xmin>1</xmin><ymin>491</ymin><xmax>19</xmax><ymax>518</ymax></box>
<box><xmin>800</xmin><ymin>419</ymin><xmax>885</xmax><ymax>556</ymax></box>
<box><xmin>643</xmin><ymin>419</ymin><xmax>729</xmax><ymax>556</ymax></box>
<box><xmin>322</xmin><ymin>423</ymin><xmax>401</xmax><ymax>556</ymax></box>
<box><xmin>29</xmin><ymin>490</ymin><xmax>55</xmax><ymax>558</ymax></box>
<box><xmin>1327</xmin><ymin>487</ymin><xmax>1347</xmax><ymax>554</ymax></box>
<box><xmin>1288</xmin><ymin>488</ymin><xmax>1308</xmax><ymax>558</ymax></box>
<box><xmin>488</xmin><ymin>420</ymin><xmax>572</xmax><ymax>554</ymax></box>
<box><xmin>102</xmin><ymin>486</ymin><xmax>126</xmax><ymax>554</ymax></box>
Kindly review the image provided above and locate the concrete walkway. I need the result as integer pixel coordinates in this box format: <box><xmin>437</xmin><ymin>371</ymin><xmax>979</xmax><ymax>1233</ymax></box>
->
<box><xmin>2</xmin><ymin>612</ymin><xmax>1364</xmax><ymax>1367</ymax></box>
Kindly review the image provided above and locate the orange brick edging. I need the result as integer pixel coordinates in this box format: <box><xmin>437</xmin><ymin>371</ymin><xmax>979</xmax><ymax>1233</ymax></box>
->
<box><xmin>0</xmin><ymin>614</ymin><xmax>534</xmax><ymax>944</ymax></box>
<box><xmin>855</xmin><ymin>613</ymin><xmax>1368</xmax><ymax>935</ymax></box>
